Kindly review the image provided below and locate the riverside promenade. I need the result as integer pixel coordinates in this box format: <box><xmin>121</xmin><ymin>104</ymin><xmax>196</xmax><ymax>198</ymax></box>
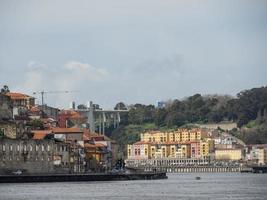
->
<box><xmin>126</xmin><ymin>158</ymin><xmax>243</xmax><ymax>173</ymax></box>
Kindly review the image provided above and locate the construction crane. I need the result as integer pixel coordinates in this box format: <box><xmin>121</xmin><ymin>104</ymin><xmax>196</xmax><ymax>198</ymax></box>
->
<box><xmin>32</xmin><ymin>90</ymin><xmax>79</xmax><ymax>107</ymax></box>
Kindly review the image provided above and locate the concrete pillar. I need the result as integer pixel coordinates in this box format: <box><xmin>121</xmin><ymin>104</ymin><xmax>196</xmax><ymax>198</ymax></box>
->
<box><xmin>88</xmin><ymin>102</ymin><xmax>95</xmax><ymax>133</ymax></box>
<box><xmin>102</xmin><ymin>112</ymin><xmax>106</xmax><ymax>135</ymax></box>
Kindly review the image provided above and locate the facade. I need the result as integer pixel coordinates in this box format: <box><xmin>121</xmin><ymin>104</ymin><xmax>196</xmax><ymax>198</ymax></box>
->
<box><xmin>0</xmin><ymin>122</ymin><xmax>17</xmax><ymax>139</ymax></box>
<box><xmin>5</xmin><ymin>92</ymin><xmax>35</xmax><ymax>109</ymax></box>
<box><xmin>128</xmin><ymin>129</ymin><xmax>211</xmax><ymax>160</ymax></box>
<box><xmin>0</xmin><ymin>93</ymin><xmax>13</xmax><ymax>120</ymax></box>
<box><xmin>0</xmin><ymin>139</ymin><xmax>54</xmax><ymax>174</ymax></box>
<box><xmin>0</xmin><ymin>138</ymin><xmax>85</xmax><ymax>174</ymax></box>
<box><xmin>37</xmin><ymin>105</ymin><xmax>60</xmax><ymax>120</ymax></box>
<box><xmin>215</xmin><ymin>149</ymin><xmax>242</xmax><ymax>161</ymax></box>
<box><xmin>140</xmin><ymin>128</ymin><xmax>207</xmax><ymax>143</ymax></box>
<box><xmin>245</xmin><ymin>144</ymin><xmax>267</xmax><ymax>165</ymax></box>
<box><xmin>58</xmin><ymin>110</ymin><xmax>86</xmax><ymax>128</ymax></box>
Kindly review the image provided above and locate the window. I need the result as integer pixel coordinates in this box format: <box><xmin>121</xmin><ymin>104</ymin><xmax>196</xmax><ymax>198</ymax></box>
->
<box><xmin>23</xmin><ymin>145</ymin><xmax>27</xmax><ymax>151</ymax></box>
<box><xmin>3</xmin><ymin>145</ymin><xmax>5</xmax><ymax>151</ymax></box>
<box><xmin>36</xmin><ymin>145</ymin><xmax>39</xmax><ymax>151</ymax></box>
<box><xmin>17</xmin><ymin>145</ymin><xmax>20</xmax><ymax>151</ymax></box>
<box><xmin>9</xmin><ymin>145</ymin><xmax>12</xmax><ymax>151</ymax></box>
<box><xmin>47</xmin><ymin>145</ymin><xmax>50</xmax><ymax>151</ymax></box>
<box><xmin>41</xmin><ymin>145</ymin><xmax>44</xmax><ymax>152</ymax></box>
<box><xmin>145</xmin><ymin>148</ymin><xmax>148</xmax><ymax>155</ymax></box>
<box><xmin>30</xmin><ymin>145</ymin><xmax>33</xmax><ymax>151</ymax></box>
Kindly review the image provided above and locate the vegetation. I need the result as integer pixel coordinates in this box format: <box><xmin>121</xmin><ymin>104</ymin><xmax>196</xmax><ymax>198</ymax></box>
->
<box><xmin>109</xmin><ymin>86</ymin><xmax>267</xmax><ymax>154</ymax></box>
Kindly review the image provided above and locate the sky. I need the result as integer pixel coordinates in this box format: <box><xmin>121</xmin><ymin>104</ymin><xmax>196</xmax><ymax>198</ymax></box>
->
<box><xmin>0</xmin><ymin>0</ymin><xmax>267</xmax><ymax>109</ymax></box>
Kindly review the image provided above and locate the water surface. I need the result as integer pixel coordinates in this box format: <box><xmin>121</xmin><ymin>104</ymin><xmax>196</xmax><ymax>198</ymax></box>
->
<box><xmin>0</xmin><ymin>173</ymin><xmax>267</xmax><ymax>200</ymax></box>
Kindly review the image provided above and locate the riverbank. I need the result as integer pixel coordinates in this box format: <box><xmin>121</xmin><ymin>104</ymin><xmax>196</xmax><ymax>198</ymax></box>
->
<box><xmin>0</xmin><ymin>172</ymin><xmax>167</xmax><ymax>183</ymax></box>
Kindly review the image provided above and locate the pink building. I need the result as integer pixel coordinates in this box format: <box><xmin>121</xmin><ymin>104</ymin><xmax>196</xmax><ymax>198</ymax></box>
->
<box><xmin>191</xmin><ymin>142</ymin><xmax>201</xmax><ymax>158</ymax></box>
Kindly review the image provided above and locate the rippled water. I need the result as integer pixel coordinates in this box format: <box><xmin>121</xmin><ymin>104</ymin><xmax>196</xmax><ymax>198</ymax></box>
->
<box><xmin>0</xmin><ymin>173</ymin><xmax>267</xmax><ymax>200</ymax></box>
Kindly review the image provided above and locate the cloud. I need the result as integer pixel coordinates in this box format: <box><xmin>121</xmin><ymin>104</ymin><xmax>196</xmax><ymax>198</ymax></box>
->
<box><xmin>131</xmin><ymin>54</ymin><xmax>184</xmax><ymax>78</ymax></box>
<box><xmin>14</xmin><ymin>60</ymin><xmax>109</xmax><ymax>108</ymax></box>
<box><xmin>64</xmin><ymin>61</ymin><xmax>108</xmax><ymax>81</ymax></box>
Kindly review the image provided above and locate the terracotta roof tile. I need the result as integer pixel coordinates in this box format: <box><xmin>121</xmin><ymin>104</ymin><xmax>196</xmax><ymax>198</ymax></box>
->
<box><xmin>51</xmin><ymin>127</ymin><xmax>83</xmax><ymax>133</ymax></box>
<box><xmin>32</xmin><ymin>130</ymin><xmax>52</xmax><ymax>139</ymax></box>
<box><xmin>5</xmin><ymin>92</ymin><xmax>34</xmax><ymax>100</ymax></box>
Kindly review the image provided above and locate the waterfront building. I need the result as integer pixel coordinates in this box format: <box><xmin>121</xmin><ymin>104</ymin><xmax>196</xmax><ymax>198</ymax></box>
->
<box><xmin>215</xmin><ymin>149</ymin><xmax>242</xmax><ymax>160</ymax></box>
<box><xmin>245</xmin><ymin>144</ymin><xmax>267</xmax><ymax>165</ymax></box>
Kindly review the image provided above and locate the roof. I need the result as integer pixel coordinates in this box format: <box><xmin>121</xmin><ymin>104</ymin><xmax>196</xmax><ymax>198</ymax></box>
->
<box><xmin>51</xmin><ymin>127</ymin><xmax>83</xmax><ymax>134</ymax></box>
<box><xmin>215</xmin><ymin>148</ymin><xmax>242</xmax><ymax>151</ymax></box>
<box><xmin>134</xmin><ymin>141</ymin><xmax>152</xmax><ymax>145</ymax></box>
<box><xmin>59</xmin><ymin>110</ymin><xmax>85</xmax><ymax>119</ymax></box>
<box><xmin>32</xmin><ymin>130</ymin><xmax>52</xmax><ymax>139</ymax></box>
<box><xmin>5</xmin><ymin>92</ymin><xmax>34</xmax><ymax>100</ymax></box>
<box><xmin>84</xmin><ymin>143</ymin><xmax>106</xmax><ymax>148</ymax></box>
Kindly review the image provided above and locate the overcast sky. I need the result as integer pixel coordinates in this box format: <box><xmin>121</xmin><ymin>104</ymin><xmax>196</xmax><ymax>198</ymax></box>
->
<box><xmin>0</xmin><ymin>0</ymin><xmax>267</xmax><ymax>109</ymax></box>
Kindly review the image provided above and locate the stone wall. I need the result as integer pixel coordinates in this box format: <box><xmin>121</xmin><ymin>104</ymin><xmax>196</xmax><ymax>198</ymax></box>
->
<box><xmin>0</xmin><ymin>123</ymin><xmax>17</xmax><ymax>139</ymax></box>
<box><xmin>0</xmin><ymin>94</ymin><xmax>13</xmax><ymax>120</ymax></box>
<box><xmin>0</xmin><ymin>139</ymin><xmax>54</xmax><ymax>174</ymax></box>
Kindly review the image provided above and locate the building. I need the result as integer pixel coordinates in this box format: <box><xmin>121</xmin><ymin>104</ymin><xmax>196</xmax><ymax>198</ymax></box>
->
<box><xmin>37</xmin><ymin>105</ymin><xmax>60</xmax><ymax>120</ymax></box>
<box><xmin>0</xmin><ymin>138</ymin><xmax>55</xmax><ymax>174</ymax></box>
<box><xmin>245</xmin><ymin>144</ymin><xmax>267</xmax><ymax>165</ymax></box>
<box><xmin>58</xmin><ymin>110</ymin><xmax>86</xmax><ymax>128</ymax></box>
<box><xmin>0</xmin><ymin>93</ymin><xmax>13</xmax><ymax>120</ymax></box>
<box><xmin>215</xmin><ymin>149</ymin><xmax>242</xmax><ymax>161</ymax></box>
<box><xmin>128</xmin><ymin>129</ymin><xmax>211</xmax><ymax>160</ymax></box>
<box><xmin>5</xmin><ymin>92</ymin><xmax>35</xmax><ymax>109</ymax></box>
<box><xmin>51</xmin><ymin>127</ymin><xmax>84</xmax><ymax>146</ymax></box>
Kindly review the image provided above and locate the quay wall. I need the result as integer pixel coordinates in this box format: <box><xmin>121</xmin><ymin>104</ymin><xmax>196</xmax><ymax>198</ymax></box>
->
<box><xmin>0</xmin><ymin>172</ymin><xmax>168</xmax><ymax>183</ymax></box>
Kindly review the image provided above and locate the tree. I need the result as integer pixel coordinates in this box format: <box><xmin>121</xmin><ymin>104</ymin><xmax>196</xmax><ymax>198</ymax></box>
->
<box><xmin>114</xmin><ymin>102</ymin><xmax>127</xmax><ymax>110</ymax></box>
<box><xmin>0</xmin><ymin>85</ymin><xmax>10</xmax><ymax>94</ymax></box>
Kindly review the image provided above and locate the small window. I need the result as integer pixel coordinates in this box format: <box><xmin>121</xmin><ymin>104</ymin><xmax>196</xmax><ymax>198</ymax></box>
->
<box><xmin>42</xmin><ymin>145</ymin><xmax>44</xmax><ymax>152</ymax></box>
<box><xmin>23</xmin><ymin>145</ymin><xmax>27</xmax><ymax>151</ymax></box>
<box><xmin>47</xmin><ymin>145</ymin><xmax>50</xmax><ymax>151</ymax></box>
<box><xmin>3</xmin><ymin>145</ymin><xmax>5</xmax><ymax>151</ymax></box>
<box><xmin>9</xmin><ymin>145</ymin><xmax>13</xmax><ymax>151</ymax></box>
<box><xmin>17</xmin><ymin>145</ymin><xmax>20</xmax><ymax>151</ymax></box>
<box><xmin>30</xmin><ymin>145</ymin><xmax>33</xmax><ymax>151</ymax></box>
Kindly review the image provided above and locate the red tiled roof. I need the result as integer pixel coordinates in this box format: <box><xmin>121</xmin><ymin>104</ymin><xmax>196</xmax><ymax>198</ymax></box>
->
<box><xmin>84</xmin><ymin>143</ymin><xmax>106</xmax><ymax>148</ymax></box>
<box><xmin>59</xmin><ymin>110</ymin><xmax>84</xmax><ymax>119</ymax></box>
<box><xmin>5</xmin><ymin>92</ymin><xmax>33</xmax><ymax>100</ymax></box>
<box><xmin>51</xmin><ymin>127</ymin><xmax>83</xmax><ymax>133</ymax></box>
<box><xmin>32</xmin><ymin>130</ymin><xmax>52</xmax><ymax>139</ymax></box>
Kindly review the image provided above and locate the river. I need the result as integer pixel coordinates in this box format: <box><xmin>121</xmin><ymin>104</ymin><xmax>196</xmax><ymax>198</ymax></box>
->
<box><xmin>0</xmin><ymin>173</ymin><xmax>267</xmax><ymax>200</ymax></box>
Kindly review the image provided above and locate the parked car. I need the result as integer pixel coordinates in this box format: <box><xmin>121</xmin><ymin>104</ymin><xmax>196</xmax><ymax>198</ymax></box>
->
<box><xmin>12</xmin><ymin>170</ymin><xmax>22</xmax><ymax>175</ymax></box>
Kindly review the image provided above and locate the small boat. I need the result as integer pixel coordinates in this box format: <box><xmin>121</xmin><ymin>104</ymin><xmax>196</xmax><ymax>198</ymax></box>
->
<box><xmin>195</xmin><ymin>176</ymin><xmax>201</xmax><ymax>180</ymax></box>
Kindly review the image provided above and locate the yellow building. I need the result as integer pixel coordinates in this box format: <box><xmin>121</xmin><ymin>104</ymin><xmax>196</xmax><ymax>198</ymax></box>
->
<box><xmin>200</xmin><ymin>141</ymin><xmax>209</xmax><ymax>157</ymax></box>
<box><xmin>128</xmin><ymin>128</ymin><xmax>212</xmax><ymax>160</ymax></box>
<box><xmin>141</xmin><ymin>131</ymin><xmax>168</xmax><ymax>143</ymax></box>
<box><xmin>215</xmin><ymin>149</ymin><xmax>242</xmax><ymax>160</ymax></box>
